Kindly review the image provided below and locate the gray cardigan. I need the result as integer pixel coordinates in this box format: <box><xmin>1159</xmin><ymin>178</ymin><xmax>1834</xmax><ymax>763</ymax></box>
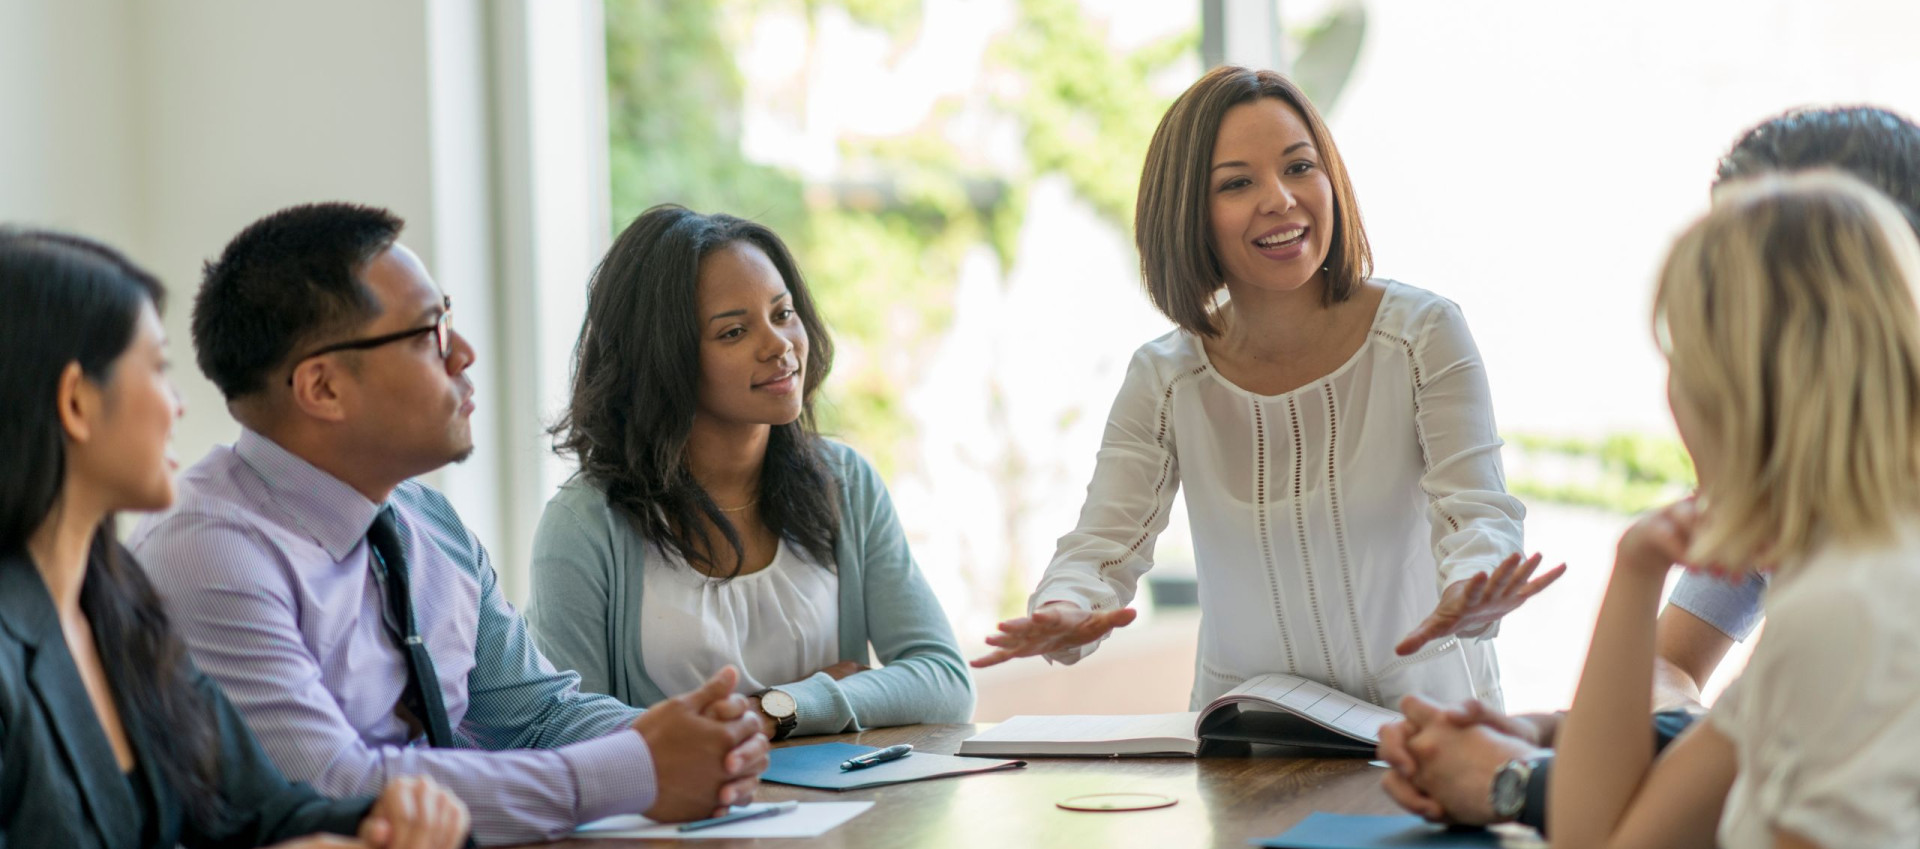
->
<box><xmin>526</xmin><ymin>441</ymin><xmax>974</xmax><ymax>736</ymax></box>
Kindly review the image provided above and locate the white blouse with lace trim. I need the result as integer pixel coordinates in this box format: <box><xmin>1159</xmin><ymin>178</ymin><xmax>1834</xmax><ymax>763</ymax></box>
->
<box><xmin>1030</xmin><ymin>280</ymin><xmax>1525</xmax><ymax>710</ymax></box>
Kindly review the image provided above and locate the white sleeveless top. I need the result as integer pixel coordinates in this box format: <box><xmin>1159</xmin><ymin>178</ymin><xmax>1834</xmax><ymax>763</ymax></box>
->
<box><xmin>639</xmin><ymin>539</ymin><xmax>841</xmax><ymax>696</ymax></box>
<box><xmin>1032</xmin><ymin>281</ymin><xmax>1524</xmax><ymax>711</ymax></box>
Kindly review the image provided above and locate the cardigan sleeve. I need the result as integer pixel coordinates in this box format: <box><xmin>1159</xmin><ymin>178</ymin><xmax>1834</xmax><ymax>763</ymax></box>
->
<box><xmin>1024</xmin><ymin>343</ymin><xmax>1185</xmax><ymax>663</ymax></box>
<box><xmin>1409</xmin><ymin>298</ymin><xmax>1527</xmax><ymax>591</ymax></box>
<box><xmin>525</xmin><ymin>493</ymin><xmax>621</xmax><ymax>699</ymax></box>
<box><xmin>776</xmin><ymin>448</ymin><xmax>975</xmax><ymax>735</ymax></box>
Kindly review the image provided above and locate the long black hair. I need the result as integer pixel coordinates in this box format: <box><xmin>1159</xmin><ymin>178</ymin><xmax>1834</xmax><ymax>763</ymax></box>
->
<box><xmin>551</xmin><ymin>205</ymin><xmax>839</xmax><ymax>575</ymax></box>
<box><xmin>0</xmin><ymin>229</ymin><xmax>226</xmax><ymax>826</ymax></box>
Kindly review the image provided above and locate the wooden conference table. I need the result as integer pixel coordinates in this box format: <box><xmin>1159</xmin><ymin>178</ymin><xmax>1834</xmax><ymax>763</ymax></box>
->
<box><xmin>536</xmin><ymin>722</ymin><xmax>1402</xmax><ymax>848</ymax></box>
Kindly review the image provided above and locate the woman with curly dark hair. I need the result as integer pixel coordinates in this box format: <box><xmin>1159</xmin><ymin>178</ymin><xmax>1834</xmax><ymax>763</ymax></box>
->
<box><xmin>528</xmin><ymin>205</ymin><xmax>973</xmax><ymax>741</ymax></box>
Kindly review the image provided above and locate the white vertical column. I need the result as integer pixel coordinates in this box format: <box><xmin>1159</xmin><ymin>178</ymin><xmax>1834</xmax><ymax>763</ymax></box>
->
<box><xmin>425</xmin><ymin>0</ymin><xmax>507</xmax><ymax>586</ymax></box>
<box><xmin>487</xmin><ymin>0</ymin><xmax>612</xmax><ymax>604</ymax></box>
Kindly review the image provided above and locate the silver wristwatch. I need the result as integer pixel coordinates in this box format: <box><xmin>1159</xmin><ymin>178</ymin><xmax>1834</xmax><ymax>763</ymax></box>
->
<box><xmin>1489</xmin><ymin>756</ymin><xmax>1535</xmax><ymax>821</ymax></box>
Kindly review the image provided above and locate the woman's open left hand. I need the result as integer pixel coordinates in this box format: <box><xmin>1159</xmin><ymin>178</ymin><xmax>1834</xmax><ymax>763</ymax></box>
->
<box><xmin>1395</xmin><ymin>552</ymin><xmax>1565</xmax><ymax>656</ymax></box>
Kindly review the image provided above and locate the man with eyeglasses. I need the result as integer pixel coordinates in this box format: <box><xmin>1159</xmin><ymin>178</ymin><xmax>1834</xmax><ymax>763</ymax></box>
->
<box><xmin>130</xmin><ymin>202</ymin><xmax>769</xmax><ymax>846</ymax></box>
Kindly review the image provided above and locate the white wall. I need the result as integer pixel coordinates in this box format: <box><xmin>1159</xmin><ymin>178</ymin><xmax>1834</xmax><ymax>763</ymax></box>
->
<box><xmin>0</xmin><ymin>0</ymin><xmax>608</xmax><ymax>603</ymax></box>
<box><xmin>132</xmin><ymin>0</ymin><xmax>448</xmax><ymax>478</ymax></box>
<box><xmin>0</xmin><ymin>0</ymin><xmax>142</xmax><ymax>249</ymax></box>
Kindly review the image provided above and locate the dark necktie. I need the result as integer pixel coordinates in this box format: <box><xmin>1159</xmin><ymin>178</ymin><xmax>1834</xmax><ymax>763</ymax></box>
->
<box><xmin>366</xmin><ymin>507</ymin><xmax>455</xmax><ymax>747</ymax></box>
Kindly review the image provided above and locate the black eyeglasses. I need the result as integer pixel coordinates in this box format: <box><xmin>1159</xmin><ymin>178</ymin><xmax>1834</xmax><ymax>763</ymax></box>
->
<box><xmin>286</xmin><ymin>296</ymin><xmax>454</xmax><ymax>385</ymax></box>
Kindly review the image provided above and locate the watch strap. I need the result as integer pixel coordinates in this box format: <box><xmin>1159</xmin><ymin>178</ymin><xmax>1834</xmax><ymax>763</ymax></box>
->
<box><xmin>1516</xmin><ymin>753</ymin><xmax>1555</xmax><ymax>834</ymax></box>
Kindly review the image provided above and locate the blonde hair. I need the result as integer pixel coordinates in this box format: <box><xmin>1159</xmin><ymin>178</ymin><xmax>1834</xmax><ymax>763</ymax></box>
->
<box><xmin>1136</xmin><ymin>66</ymin><xmax>1372</xmax><ymax>336</ymax></box>
<box><xmin>1657</xmin><ymin>170</ymin><xmax>1920</xmax><ymax>569</ymax></box>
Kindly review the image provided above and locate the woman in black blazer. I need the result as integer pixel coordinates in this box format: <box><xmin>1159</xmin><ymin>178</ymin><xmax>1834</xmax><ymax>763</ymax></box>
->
<box><xmin>0</xmin><ymin>229</ymin><xmax>469</xmax><ymax>849</ymax></box>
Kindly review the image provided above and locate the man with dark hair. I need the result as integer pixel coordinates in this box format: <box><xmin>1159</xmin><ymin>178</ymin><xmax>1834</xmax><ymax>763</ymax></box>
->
<box><xmin>1373</xmin><ymin>104</ymin><xmax>1920</xmax><ymax>836</ymax></box>
<box><xmin>1717</xmin><ymin>105</ymin><xmax>1920</xmax><ymax>228</ymax></box>
<box><xmin>131</xmin><ymin>202</ymin><xmax>769</xmax><ymax>846</ymax></box>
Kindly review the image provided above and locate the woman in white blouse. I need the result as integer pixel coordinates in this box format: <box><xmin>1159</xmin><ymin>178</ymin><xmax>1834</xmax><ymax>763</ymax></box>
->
<box><xmin>1551</xmin><ymin>173</ymin><xmax>1920</xmax><ymax>848</ymax></box>
<box><xmin>971</xmin><ymin>65</ymin><xmax>1561</xmax><ymax>712</ymax></box>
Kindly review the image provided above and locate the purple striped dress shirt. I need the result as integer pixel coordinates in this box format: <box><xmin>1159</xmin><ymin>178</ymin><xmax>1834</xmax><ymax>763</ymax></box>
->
<box><xmin>129</xmin><ymin>429</ymin><xmax>656</xmax><ymax>845</ymax></box>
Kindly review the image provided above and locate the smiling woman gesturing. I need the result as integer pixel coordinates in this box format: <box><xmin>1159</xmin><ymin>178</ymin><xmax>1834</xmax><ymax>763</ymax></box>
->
<box><xmin>528</xmin><ymin>206</ymin><xmax>974</xmax><ymax>741</ymax></box>
<box><xmin>971</xmin><ymin>66</ymin><xmax>1560</xmax><ymax>715</ymax></box>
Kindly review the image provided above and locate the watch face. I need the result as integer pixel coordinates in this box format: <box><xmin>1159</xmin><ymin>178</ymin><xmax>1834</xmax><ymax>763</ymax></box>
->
<box><xmin>1492</xmin><ymin>763</ymin><xmax>1528</xmax><ymax>817</ymax></box>
<box><xmin>762</xmin><ymin>689</ymin><xmax>798</xmax><ymax>718</ymax></box>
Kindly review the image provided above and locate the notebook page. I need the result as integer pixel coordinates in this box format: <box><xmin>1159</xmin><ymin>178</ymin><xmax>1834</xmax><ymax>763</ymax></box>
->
<box><xmin>1216</xmin><ymin>674</ymin><xmax>1402</xmax><ymax>743</ymax></box>
<box><xmin>963</xmin><ymin>712</ymin><xmax>1202</xmax><ymax>746</ymax></box>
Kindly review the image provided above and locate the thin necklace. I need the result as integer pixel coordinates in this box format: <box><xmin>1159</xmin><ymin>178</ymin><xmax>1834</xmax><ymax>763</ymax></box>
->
<box><xmin>718</xmin><ymin>498</ymin><xmax>759</xmax><ymax>513</ymax></box>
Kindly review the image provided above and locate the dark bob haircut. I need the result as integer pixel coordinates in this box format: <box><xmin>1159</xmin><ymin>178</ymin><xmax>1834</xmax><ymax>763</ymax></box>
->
<box><xmin>1136</xmin><ymin>65</ymin><xmax>1373</xmax><ymax>337</ymax></box>
<box><xmin>550</xmin><ymin>205</ymin><xmax>838</xmax><ymax>575</ymax></box>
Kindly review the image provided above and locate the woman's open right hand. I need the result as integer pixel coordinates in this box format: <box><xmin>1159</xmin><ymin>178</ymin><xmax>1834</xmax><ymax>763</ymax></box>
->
<box><xmin>969</xmin><ymin>602</ymin><xmax>1138</xmax><ymax>668</ymax></box>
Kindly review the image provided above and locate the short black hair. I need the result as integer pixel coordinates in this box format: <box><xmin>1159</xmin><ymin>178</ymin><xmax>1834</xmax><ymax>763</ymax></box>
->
<box><xmin>1718</xmin><ymin>106</ymin><xmax>1920</xmax><ymax>234</ymax></box>
<box><xmin>192</xmin><ymin>202</ymin><xmax>404</xmax><ymax>399</ymax></box>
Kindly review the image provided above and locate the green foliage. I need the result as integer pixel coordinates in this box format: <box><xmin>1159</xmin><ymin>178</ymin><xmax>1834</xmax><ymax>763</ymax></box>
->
<box><xmin>992</xmin><ymin>0</ymin><xmax>1195</xmax><ymax>230</ymax></box>
<box><xmin>800</xmin><ymin>204</ymin><xmax>964</xmax><ymax>472</ymax></box>
<box><xmin>814</xmin><ymin>0</ymin><xmax>923</xmax><ymax>35</ymax></box>
<box><xmin>603</xmin><ymin>0</ymin><xmax>1192</xmax><ymax>481</ymax></box>
<box><xmin>604</xmin><ymin>0</ymin><xmax>805</xmax><ymax>232</ymax></box>
<box><xmin>1506</xmin><ymin>432</ymin><xmax>1697</xmax><ymax>514</ymax></box>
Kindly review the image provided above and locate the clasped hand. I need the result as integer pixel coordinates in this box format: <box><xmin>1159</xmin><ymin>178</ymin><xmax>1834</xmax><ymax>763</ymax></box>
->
<box><xmin>1375</xmin><ymin>694</ymin><xmax>1555</xmax><ymax>826</ymax></box>
<box><xmin>634</xmin><ymin>666</ymin><xmax>772</xmax><ymax>822</ymax></box>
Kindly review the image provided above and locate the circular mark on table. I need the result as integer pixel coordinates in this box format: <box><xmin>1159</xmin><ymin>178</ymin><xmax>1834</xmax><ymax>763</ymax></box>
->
<box><xmin>1055</xmin><ymin>793</ymin><xmax>1179</xmax><ymax>812</ymax></box>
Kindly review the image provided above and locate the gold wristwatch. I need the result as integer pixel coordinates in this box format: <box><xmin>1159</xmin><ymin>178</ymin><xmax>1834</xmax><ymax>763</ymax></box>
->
<box><xmin>755</xmin><ymin>687</ymin><xmax>798</xmax><ymax>741</ymax></box>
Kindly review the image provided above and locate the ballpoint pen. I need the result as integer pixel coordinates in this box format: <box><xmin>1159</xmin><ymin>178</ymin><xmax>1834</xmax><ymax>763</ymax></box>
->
<box><xmin>840</xmin><ymin>743</ymin><xmax>914</xmax><ymax>771</ymax></box>
<box><xmin>676</xmin><ymin>800</ymin><xmax>801</xmax><ymax>832</ymax></box>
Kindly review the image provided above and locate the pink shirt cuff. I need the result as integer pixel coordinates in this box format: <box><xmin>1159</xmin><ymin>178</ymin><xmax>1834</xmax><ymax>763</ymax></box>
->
<box><xmin>560</xmin><ymin>728</ymin><xmax>657</xmax><ymax>823</ymax></box>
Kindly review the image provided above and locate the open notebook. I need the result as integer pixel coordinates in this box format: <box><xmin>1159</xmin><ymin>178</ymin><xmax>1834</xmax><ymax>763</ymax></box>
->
<box><xmin>959</xmin><ymin>673</ymin><xmax>1401</xmax><ymax>757</ymax></box>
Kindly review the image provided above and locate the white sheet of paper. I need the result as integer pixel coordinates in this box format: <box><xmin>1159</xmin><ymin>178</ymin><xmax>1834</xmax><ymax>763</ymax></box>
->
<box><xmin>573</xmin><ymin>802</ymin><xmax>874</xmax><ymax>840</ymax></box>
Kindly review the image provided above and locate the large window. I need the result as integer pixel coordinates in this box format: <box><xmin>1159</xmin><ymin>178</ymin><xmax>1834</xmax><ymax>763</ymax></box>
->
<box><xmin>600</xmin><ymin>0</ymin><xmax>1920</xmax><ymax>714</ymax></box>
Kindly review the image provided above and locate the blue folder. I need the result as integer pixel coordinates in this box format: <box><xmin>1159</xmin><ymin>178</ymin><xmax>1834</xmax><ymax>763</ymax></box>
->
<box><xmin>764</xmin><ymin>742</ymin><xmax>1026</xmax><ymax>791</ymax></box>
<box><xmin>1254</xmin><ymin>814</ymin><xmax>1505</xmax><ymax>848</ymax></box>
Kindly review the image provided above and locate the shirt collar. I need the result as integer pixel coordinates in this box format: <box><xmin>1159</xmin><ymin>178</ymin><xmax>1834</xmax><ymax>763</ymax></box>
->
<box><xmin>233</xmin><ymin>428</ymin><xmax>384</xmax><ymax>561</ymax></box>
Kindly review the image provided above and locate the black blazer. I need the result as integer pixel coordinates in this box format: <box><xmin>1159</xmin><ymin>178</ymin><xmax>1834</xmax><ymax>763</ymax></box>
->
<box><xmin>0</xmin><ymin>548</ymin><xmax>374</xmax><ymax>849</ymax></box>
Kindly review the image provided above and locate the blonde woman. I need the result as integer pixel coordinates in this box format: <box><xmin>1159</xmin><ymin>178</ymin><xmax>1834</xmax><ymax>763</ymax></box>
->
<box><xmin>971</xmin><ymin>65</ymin><xmax>1561</xmax><ymax>713</ymax></box>
<box><xmin>1552</xmin><ymin>171</ymin><xmax>1920</xmax><ymax>848</ymax></box>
